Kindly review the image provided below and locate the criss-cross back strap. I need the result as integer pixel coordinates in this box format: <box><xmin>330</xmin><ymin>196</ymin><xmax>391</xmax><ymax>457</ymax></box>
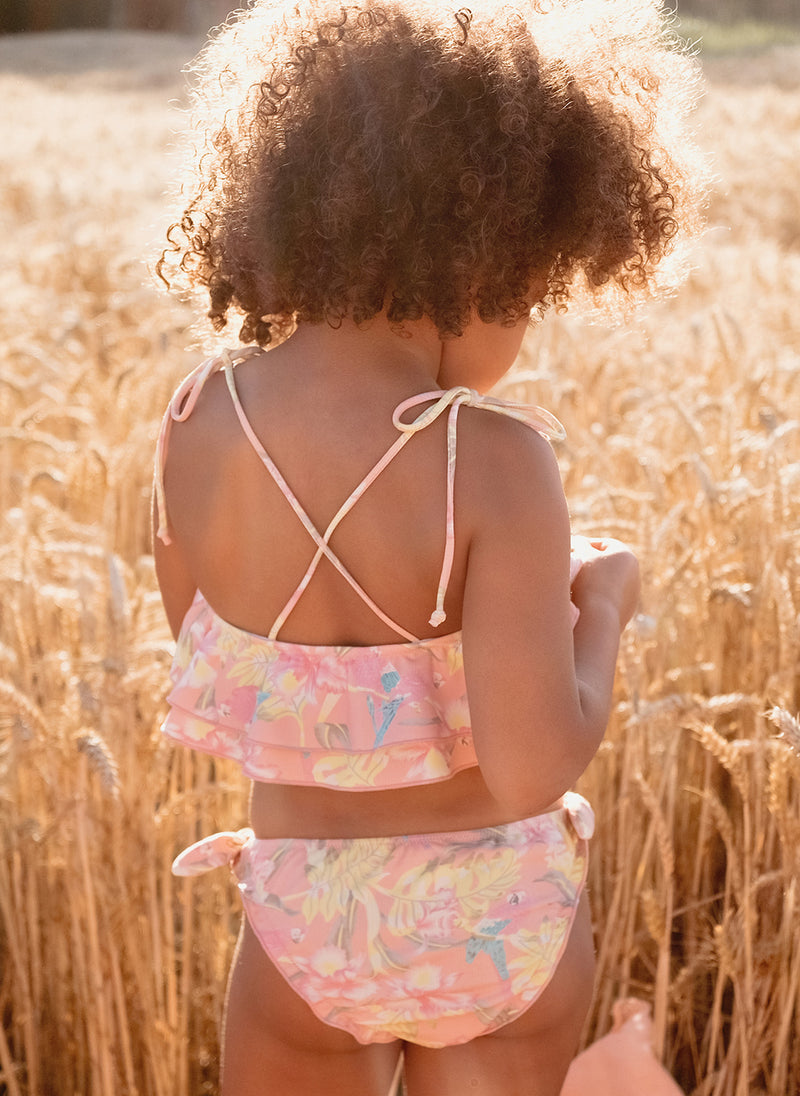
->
<box><xmin>222</xmin><ymin>360</ymin><xmax>422</xmax><ymax>641</ymax></box>
<box><xmin>154</xmin><ymin>348</ymin><xmax>565</xmax><ymax>642</ymax></box>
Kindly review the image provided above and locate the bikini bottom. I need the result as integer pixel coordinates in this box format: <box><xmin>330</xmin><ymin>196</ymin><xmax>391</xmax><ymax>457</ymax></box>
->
<box><xmin>172</xmin><ymin>793</ymin><xmax>595</xmax><ymax>1049</ymax></box>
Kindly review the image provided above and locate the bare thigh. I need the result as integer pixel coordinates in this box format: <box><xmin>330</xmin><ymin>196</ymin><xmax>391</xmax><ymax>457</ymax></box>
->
<box><xmin>403</xmin><ymin>892</ymin><xmax>595</xmax><ymax>1096</ymax></box>
<box><xmin>221</xmin><ymin>919</ymin><xmax>401</xmax><ymax>1096</ymax></box>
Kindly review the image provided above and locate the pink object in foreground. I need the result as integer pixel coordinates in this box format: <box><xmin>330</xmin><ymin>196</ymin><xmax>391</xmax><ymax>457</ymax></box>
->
<box><xmin>561</xmin><ymin>999</ymin><xmax>685</xmax><ymax>1095</ymax></box>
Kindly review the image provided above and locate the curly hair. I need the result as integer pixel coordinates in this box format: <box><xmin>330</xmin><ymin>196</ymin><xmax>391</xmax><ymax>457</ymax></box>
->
<box><xmin>159</xmin><ymin>0</ymin><xmax>705</xmax><ymax>345</ymax></box>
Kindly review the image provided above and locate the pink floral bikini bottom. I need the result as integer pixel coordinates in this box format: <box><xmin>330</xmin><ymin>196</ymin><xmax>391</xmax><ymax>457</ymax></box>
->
<box><xmin>173</xmin><ymin>793</ymin><xmax>594</xmax><ymax>1048</ymax></box>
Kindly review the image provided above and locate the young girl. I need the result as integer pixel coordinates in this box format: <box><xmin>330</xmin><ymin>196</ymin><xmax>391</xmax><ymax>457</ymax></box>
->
<box><xmin>154</xmin><ymin>2</ymin><xmax>699</xmax><ymax>1093</ymax></box>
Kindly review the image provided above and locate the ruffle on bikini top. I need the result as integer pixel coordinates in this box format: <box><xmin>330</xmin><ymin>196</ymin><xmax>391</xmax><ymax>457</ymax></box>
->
<box><xmin>162</xmin><ymin>590</ymin><xmax>478</xmax><ymax>790</ymax></box>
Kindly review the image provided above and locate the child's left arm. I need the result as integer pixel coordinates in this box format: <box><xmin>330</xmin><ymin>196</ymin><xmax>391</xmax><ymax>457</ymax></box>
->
<box><xmin>152</xmin><ymin>494</ymin><xmax>198</xmax><ymax>640</ymax></box>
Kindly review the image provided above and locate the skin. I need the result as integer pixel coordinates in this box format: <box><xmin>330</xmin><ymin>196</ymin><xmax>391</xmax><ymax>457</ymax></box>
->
<box><xmin>155</xmin><ymin>311</ymin><xmax>640</xmax><ymax>1096</ymax></box>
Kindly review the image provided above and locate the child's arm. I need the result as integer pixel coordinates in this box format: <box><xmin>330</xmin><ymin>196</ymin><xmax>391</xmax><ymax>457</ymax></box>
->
<box><xmin>152</xmin><ymin>494</ymin><xmax>198</xmax><ymax>640</ymax></box>
<box><xmin>461</xmin><ymin>416</ymin><xmax>638</xmax><ymax>817</ymax></box>
<box><xmin>568</xmin><ymin>532</ymin><xmax>640</xmax><ymax>755</ymax></box>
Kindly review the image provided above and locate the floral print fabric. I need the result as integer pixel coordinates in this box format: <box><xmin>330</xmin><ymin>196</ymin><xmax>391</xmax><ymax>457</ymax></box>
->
<box><xmin>163</xmin><ymin>563</ymin><xmax>581</xmax><ymax>791</ymax></box>
<box><xmin>172</xmin><ymin>794</ymin><xmax>595</xmax><ymax>1047</ymax></box>
<box><xmin>163</xmin><ymin>591</ymin><xmax>478</xmax><ymax>788</ymax></box>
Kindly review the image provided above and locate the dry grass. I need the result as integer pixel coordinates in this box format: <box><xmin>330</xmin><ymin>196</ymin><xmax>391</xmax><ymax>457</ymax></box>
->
<box><xmin>1</xmin><ymin>29</ymin><xmax>799</xmax><ymax>1096</ymax></box>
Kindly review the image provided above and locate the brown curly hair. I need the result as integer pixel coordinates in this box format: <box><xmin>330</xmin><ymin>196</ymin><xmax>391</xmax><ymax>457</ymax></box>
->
<box><xmin>159</xmin><ymin>0</ymin><xmax>704</xmax><ymax>345</ymax></box>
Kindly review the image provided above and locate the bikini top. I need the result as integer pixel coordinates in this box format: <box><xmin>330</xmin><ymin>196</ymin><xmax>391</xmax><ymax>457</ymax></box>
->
<box><xmin>155</xmin><ymin>347</ymin><xmax>568</xmax><ymax>791</ymax></box>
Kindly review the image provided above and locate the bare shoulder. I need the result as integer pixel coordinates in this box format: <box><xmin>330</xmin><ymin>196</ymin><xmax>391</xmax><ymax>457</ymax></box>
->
<box><xmin>159</xmin><ymin>364</ymin><xmax>254</xmax><ymax>561</ymax></box>
<box><xmin>165</xmin><ymin>368</ymin><xmax>241</xmax><ymax>468</ymax></box>
<box><xmin>155</xmin><ymin>367</ymin><xmax>243</xmax><ymax>636</ymax></box>
<box><xmin>455</xmin><ymin>404</ymin><xmax>568</xmax><ymax>541</ymax></box>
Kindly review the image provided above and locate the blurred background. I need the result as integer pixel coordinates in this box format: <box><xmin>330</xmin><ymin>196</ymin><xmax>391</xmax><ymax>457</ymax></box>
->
<box><xmin>0</xmin><ymin>0</ymin><xmax>797</xmax><ymax>33</ymax></box>
<box><xmin>0</xmin><ymin>0</ymin><xmax>232</xmax><ymax>34</ymax></box>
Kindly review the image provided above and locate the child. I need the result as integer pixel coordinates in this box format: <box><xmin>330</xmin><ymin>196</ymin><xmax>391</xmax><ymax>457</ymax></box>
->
<box><xmin>154</xmin><ymin>2</ymin><xmax>700</xmax><ymax>1093</ymax></box>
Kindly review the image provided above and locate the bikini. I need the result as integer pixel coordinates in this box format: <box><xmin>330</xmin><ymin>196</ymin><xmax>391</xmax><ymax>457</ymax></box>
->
<box><xmin>156</xmin><ymin>347</ymin><xmax>594</xmax><ymax>1049</ymax></box>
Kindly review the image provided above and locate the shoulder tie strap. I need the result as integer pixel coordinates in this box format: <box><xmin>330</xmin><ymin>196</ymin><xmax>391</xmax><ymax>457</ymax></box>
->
<box><xmin>154</xmin><ymin>347</ymin><xmax>262</xmax><ymax>546</ymax></box>
<box><xmin>391</xmin><ymin>387</ymin><xmax>565</xmax><ymax>628</ymax></box>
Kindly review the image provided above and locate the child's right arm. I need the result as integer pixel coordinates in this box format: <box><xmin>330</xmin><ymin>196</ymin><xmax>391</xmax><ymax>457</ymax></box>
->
<box><xmin>460</xmin><ymin>415</ymin><xmax>639</xmax><ymax>818</ymax></box>
<box><xmin>568</xmin><ymin>533</ymin><xmax>640</xmax><ymax>759</ymax></box>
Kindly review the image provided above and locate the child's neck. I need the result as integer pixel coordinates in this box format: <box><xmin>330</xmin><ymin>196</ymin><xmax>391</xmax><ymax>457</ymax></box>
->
<box><xmin>278</xmin><ymin>314</ymin><xmax>445</xmax><ymax>393</ymax></box>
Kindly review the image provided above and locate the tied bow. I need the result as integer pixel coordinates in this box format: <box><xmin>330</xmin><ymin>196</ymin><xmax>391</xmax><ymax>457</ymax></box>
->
<box><xmin>392</xmin><ymin>386</ymin><xmax>565</xmax><ymax>628</ymax></box>
<box><xmin>392</xmin><ymin>385</ymin><xmax>565</xmax><ymax>443</ymax></box>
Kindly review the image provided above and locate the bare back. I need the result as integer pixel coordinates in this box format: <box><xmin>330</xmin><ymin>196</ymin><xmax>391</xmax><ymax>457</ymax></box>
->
<box><xmin>162</xmin><ymin>357</ymin><xmax>467</xmax><ymax>646</ymax></box>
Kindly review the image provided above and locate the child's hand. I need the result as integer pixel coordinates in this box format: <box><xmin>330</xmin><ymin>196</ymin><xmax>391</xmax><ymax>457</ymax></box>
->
<box><xmin>570</xmin><ymin>535</ymin><xmax>641</xmax><ymax>631</ymax></box>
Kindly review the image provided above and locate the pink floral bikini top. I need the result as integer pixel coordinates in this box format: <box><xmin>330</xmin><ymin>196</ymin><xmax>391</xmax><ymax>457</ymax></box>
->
<box><xmin>155</xmin><ymin>347</ymin><xmax>571</xmax><ymax>792</ymax></box>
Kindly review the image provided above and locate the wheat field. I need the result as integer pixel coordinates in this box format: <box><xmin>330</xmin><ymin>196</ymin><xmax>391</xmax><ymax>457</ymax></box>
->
<box><xmin>0</xmin><ymin>26</ymin><xmax>798</xmax><ymax>1096</ymax></box>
